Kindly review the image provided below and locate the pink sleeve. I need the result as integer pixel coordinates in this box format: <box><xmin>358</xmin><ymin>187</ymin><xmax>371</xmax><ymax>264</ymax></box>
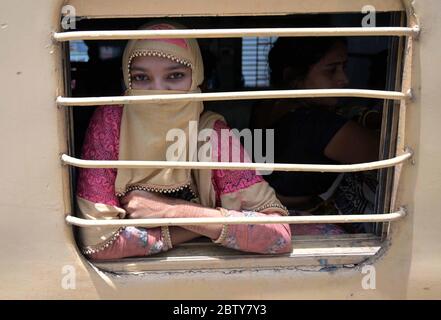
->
<box><xmin>217</xmin><ymin>210</ymin><xmax>292</xmax><ymax>254</ymax></box>
<box><xmin>76</xmin><ymin>106</ymin><xmax>122</xmax><ymax>206</ymax></box>
<box><xmin>76</xmin><ymin>106</ymin><xmax>169</xmax><ymax>259</ymax></box>
<box><xmin>89</xmin><ymin>227</ymin><xmax>169</xmax><ymax>260</ymax></box>
<box><xmin>210</xmin><ymin>120</ymin><xmax>292</xmax><ymax>254</ymax></box>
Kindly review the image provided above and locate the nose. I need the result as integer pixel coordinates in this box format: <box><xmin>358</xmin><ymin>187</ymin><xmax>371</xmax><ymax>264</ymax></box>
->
<box><xmin>335</xmin><ymin>66</ymin><xmax>349</xmax><ymax>88</ymax></box>
<box><xmin>149</xmin><ymin>79</ymin><xmax>168</xmax><ymax>90</ymax></box>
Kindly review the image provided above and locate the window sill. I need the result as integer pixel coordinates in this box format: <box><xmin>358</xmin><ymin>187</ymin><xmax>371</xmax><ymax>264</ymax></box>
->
<box><xmin>91</xmin><ymin>233</ymin><xmax>382</xmax><ymax>273</ymax></box>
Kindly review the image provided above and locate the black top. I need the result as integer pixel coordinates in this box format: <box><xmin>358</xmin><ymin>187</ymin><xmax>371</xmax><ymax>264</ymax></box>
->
<box><xmin>264</xmin><ymin>107</ymin><xmax>348</xmax><ymax>197</ymax></box>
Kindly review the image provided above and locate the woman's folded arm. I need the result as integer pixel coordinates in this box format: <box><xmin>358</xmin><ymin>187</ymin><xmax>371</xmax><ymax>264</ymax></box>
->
<box><xmin>88</xmin><ymin>226</ymin><xmax>168</xmax><ymax>260</ymax></box>
<box><xmin>212</xmin><ymin>210</ymin><xmax>292</xmax><ymax>254</ymax></box>
<box><xmin>167</xmin><ymin>203</ymin><xmax>292</xmax><ymax>254</ymax></box>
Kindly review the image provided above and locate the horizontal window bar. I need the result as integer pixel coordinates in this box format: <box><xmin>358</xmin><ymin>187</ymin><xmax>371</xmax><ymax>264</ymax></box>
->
<box><xmin>66</xmin><ymin>207</ymin><xmax>406</xmax><ymax>228</ymax></box>
<box><xmin>61</xmin><ymin>151</ymin><xmax>412</xmax><ymax>172</ymax></box>
<box><xmin>57</xmin><ymin>89</ymin><xmax>409</xmax><ymax>106</ymax></box>
<box><xmin>53</xmin><ymin>27</ymin><xmax>420</xmax><ymax>42</ymax></box>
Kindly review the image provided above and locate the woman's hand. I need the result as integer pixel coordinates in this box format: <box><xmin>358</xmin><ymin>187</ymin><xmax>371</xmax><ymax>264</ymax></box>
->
<box><xmin>120</xmin><ymin>190</ymin><xmax>223</xmax><ymax>240</ymax></box>
<box><xmin>120</xmin><ymin>190</ymin><xmax>181</xmax><ymax>219</ymax></box>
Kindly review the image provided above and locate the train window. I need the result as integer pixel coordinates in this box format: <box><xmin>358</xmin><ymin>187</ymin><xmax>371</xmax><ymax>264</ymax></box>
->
<box><xmin>69</xmin><ymin>40</ymin><xmax>89</xmax><ymax>62</ymax></box>
<box><xmin>242</xmin><ymin>36</ymin><xmax>277</xmax><ymax>87</ymax></box>
<box><xmin>58</xmin><ymin>10</ymin><xmax>414</xmax><ymax>272</ymax></box>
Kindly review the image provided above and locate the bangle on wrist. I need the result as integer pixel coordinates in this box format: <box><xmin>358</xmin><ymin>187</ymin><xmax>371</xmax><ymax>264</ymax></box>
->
<box><xmin>213</xmin><ymin>207</ymin><xmax>229</xmax><ymax>244</ymax></box>
<box><xmin>161</xmin><ymin>226</ymin><xmax>173</xmax><ymax>249</ymax></box>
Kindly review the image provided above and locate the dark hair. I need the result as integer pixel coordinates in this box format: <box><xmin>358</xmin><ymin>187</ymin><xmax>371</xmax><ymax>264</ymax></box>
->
<box><xmin>269</xmin><ymin>37</ymin><xmax>347</xmax><ymax>88</ymax></box>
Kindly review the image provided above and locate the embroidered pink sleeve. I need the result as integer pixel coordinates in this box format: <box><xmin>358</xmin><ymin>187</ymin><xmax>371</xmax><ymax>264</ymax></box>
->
<box><xmin>89</xmin><ymin>227</ymin><xmax>169</xmax><ymax>260</ymax></box>
<box><xmin>76</xmin><ymin>106</ymin><xmax>122</xmax><ymax>206</ymax></box>
<box><xmin>215</xmin><ymin>209</ymin><xmax>346</xmax><ymax>254</ymax></box>
<box><xmin>211</xmin><ymin>120</ymin><xmax>263</xmax><ymax>202</ymax></box>
<box><xmin>76</xmin><ymin>106</ymin><xmax>168</xmax><ymax>259</ymax></box>
<box><xmin>217</xmin><ymin>210</ymin><xmax>292</xmax><ymax>254</ymax></box>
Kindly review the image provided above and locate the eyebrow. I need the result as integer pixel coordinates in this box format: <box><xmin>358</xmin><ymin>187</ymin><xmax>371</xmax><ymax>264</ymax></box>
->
<box><xmin>131</xmin><ymin>63</ymin><xmax>189</xmax><ymax>72</ymax></box>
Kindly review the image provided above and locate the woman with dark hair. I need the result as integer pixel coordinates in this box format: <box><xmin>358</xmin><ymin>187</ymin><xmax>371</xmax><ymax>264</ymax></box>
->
<box><xmin>251</xmin><ymin>37</ymin><xmax>379</xmax><ymax>230</ymax></box>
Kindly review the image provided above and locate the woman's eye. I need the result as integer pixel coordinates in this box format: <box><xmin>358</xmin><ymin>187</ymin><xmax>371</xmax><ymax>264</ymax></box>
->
<box><xmin>168</xmin><ymin>72</ymin><xmax>185</xmax><ymax>80</ymax></box>
<box><xmin>132</xmin><ymin>74</ymin><xmax>148</xmax><ymax>81</ymax></box>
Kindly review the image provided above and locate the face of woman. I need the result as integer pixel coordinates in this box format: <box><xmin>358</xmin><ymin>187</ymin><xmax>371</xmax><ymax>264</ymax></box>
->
<box><xmin>299</xmin><ymin>41</ymin><xmax>349</xmax><ymax>106</ymax></box>
<box><xmin>130</xmin><ymin>55</ymin><xmax>192</xmax><ymax>91</ymax></box>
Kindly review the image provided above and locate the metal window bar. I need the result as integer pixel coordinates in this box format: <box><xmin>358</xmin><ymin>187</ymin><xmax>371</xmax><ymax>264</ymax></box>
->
<box><xmin>66</xmin><ymin>207</ymin><xmax>406</xmax><ymax>228</ymax></box>
<box><xmin>53</xmin><ymin>27</ymin><xmax>420</xmax><ymax>41</ymax></box>
<box><xmin>61</xmin><ymin>152</ymin><xmax>411</xmax><ymax>172</ymax></box>
<box><xmin>57</xmin><ymin>89</ymin><xmax>410</xmax><ymax>106</ymax></box>
<box><xmin>57</xmin><ymin>25</ymin><xmax>417</xmax><ymax>228</ymax></box>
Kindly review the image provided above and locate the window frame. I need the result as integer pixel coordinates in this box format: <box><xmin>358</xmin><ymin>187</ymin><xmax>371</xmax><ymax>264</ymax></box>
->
<box><xmin>58</xmin><ymin>7</ymin><xmax>415</xmax><ymax>273</ymax></box>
